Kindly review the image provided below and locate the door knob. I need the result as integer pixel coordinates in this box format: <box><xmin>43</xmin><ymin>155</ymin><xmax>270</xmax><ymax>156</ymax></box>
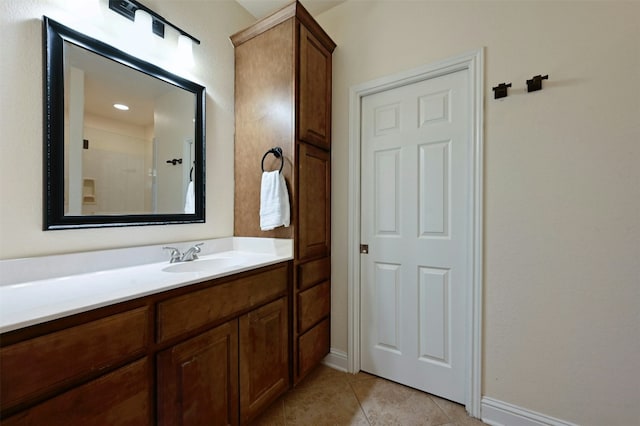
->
<box><xmin>360</xmin><ymin>244</ymin><xmax>369</xmax><ymax>254</ymax></box>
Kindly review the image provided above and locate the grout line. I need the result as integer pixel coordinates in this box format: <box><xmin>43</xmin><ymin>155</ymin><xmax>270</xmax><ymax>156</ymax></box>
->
<box><xmin>348</xmin><ymin>377</ymin><xmax>372</xmax><ymax>425</ymax></box>
<box><xmin>429</xmin><ymin>395</ymin><xmax>456</xmax><ymax>425</ymax></box>
<box><xmin>282</xmin><ymin>398</ymin><xmax>287</xmax><ymax>426</ymax></box>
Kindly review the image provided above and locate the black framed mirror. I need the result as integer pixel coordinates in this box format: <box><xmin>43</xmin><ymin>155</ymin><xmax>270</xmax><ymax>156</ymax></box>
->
<box><xmin>43</xmin><ymin>17</ymin><xmax>205</xmax><ymax>230</ymax></box>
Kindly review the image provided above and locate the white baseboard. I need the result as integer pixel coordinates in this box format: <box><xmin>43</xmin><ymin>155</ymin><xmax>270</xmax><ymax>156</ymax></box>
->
<box><xmin>322</xmin><ymin>348</ymin><xmax>348</xmax><ymax>372</ymax></box>
<box><xmin>481</xmin><ymin>397</ymin><xmax>579</xmax><ymax>426</ymax></box>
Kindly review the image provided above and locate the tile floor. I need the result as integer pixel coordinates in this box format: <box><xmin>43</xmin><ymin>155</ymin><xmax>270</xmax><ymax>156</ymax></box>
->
<box><xmin>251</xmin><ymin>365</ymin><xmax>487</xmax><ymax>425</ymax></box>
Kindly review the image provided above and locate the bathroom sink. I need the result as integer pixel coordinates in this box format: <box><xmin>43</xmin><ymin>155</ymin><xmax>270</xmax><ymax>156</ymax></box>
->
<box><xmin>162</xmin><ymin>257</ymin><xmax>243</xmax><ymax>273</ymax></box>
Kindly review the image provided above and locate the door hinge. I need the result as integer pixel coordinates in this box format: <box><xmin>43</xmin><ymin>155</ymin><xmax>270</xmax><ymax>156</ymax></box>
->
<box><xmin>360</xmin><ymin>244</ymin><xmax>369</xmax><ymax>254</ymax></box>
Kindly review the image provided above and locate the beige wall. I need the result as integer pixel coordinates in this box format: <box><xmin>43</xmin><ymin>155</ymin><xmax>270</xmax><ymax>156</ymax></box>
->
<box><xmin>317</xmin><ymin>1</ymin><xmax>639</xmax><ymax>425</ymax></box>
<box><xmin>0</xmin><ymin>0</ymin><xmax>254</xmax><ymax>258</ymax></box>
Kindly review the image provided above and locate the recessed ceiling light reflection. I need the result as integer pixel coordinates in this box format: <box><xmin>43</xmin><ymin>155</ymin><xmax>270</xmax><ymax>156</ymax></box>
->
<box><xmin>113</xmin><ymin>103</ymin><xmax>130</xmax><ymax>111</ymax></box>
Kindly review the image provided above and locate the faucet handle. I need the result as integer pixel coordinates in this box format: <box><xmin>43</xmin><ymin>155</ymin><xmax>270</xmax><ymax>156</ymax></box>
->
<box><xmin>190</xmin><ymin>243</ymin><xmax>204</xmax><ymax>260</ymax></box>
<box><xmin>179</xmin><ymin>243</ymin><xmax>204</xmax><ymax>262</ymax></box>
<box><xmin>163</xmin><ymin>246</ymin><xmax>182</xmax><ymax>262</ymax></box>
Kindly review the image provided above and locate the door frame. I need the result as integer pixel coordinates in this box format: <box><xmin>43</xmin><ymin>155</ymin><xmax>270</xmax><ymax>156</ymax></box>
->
<box><xmin>346</xmin><ymin>48</ymin><xmax>484</xmax><ymax>417</ymax></box>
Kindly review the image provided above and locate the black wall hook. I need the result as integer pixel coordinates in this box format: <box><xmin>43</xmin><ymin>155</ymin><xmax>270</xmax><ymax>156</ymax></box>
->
<box><xmin>526</xmin><ymin>74</ymin><xmax>549</xmax><ymax>92</ymax></box>
<box><xmin>166</xmin><ymin>158</ymin><xmax>182</xmax><ymax>165</ymax></box>
<box><xmin>492</xmin><ymin>82</ymin><xmax>512</xmax><ymax>99</ymax></box>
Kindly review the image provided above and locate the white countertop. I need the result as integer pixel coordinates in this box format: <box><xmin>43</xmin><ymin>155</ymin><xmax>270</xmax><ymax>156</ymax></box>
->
<box><xmin>0</xmin><ymin>238</ymin><xmax>293</xmax><ymax>333</ymax></box>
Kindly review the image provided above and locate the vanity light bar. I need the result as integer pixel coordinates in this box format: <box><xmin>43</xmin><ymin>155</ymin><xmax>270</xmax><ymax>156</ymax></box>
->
<box><xmin>108</xmin><ymin>0</ymin><xmax>201</xmax><ymax>45</ymax></box>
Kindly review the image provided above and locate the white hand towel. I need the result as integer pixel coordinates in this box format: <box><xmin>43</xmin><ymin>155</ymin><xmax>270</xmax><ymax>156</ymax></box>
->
<box><xmin>184</xmin><ymin>181</ymin><xmax>195</xmax><ymax>214</ymax></box>
<box><xmin>260</xmin><ymin>171</ymin><xmax>290</xmax><ymax>231</ymax></box>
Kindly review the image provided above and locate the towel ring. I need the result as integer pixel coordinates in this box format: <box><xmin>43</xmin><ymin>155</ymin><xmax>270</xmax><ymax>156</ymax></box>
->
<box><xmin>261</xmin><ymin>147</ymin><xmax>284</xmax><ymax>173</ymax></box>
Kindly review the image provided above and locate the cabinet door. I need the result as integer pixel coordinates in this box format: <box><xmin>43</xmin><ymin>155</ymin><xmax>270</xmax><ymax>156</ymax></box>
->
<box><xmin>298</xmin><ymin>143</ymin><xmax>330</xmax><ymax>260</ymax></box>
<box><xmin>298</xmin><ymin>25</ymin><xmax>332</xmax><ymax>149</ymax></box>
<box><xmin>157</xmin><ymin>321</ymin><xmax>238</xmax><ymax>426</ymax></box>
<box><xmin>239</xmin><ymin>297</ymin><xmax>289</xmax><ymax>424</ymax></box>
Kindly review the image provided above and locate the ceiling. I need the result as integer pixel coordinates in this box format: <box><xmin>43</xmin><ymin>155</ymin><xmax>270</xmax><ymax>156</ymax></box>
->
<box><xmin>66</xmin><ymin>43</ymin><xmax>165</xmax><ymax>126</ymax></box>
<box><xmin>235</xmin><ymin>0</ymin><xmax>345</xmax><ymax>19</ymax></box>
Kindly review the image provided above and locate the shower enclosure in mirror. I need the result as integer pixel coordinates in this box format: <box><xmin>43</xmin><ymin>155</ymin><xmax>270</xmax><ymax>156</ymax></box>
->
<box><xmin>43</xmin><ymin>17</ymin><xmax>205</xmax><ymax>230</ymax></box>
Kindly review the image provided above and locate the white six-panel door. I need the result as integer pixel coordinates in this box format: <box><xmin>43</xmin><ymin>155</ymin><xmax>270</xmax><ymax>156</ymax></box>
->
<box><xmin>360</xmin><ymin>69</ymin><xmax>470</xmax><ymax>403</ymax></box>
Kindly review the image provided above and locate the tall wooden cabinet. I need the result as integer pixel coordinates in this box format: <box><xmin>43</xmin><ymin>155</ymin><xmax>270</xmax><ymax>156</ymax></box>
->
<box><xmin>231</xmin><ymin>1</ymin><xmax>335</xmax><ymax>384</ymax></box>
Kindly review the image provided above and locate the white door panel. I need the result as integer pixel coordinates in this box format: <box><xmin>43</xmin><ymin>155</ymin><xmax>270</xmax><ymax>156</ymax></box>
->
<box><xmin>361</xmin><ymin>69</ymin><xmax>470</xmax><ymax>403</ymax></box>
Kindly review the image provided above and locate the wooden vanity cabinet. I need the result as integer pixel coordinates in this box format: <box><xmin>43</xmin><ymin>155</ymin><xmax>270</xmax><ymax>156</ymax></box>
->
<box><xmin>156</xmin><ymin>263</ymin><xmax>290</xmax><ymax>425</ymax></box>
<box><xmin>157</xmin><ymin>298</ymin><xmax>289</xmax><ymax>426</ymax></box>
<box><xmin>232</xmin><ymin>0</ymin><xmax>335</xmax><ymax>385</ymax></box>
<box><xmin>0</xmin><ymin>262</ymin><xmax>291</xmax><ymax>425</ymax></box>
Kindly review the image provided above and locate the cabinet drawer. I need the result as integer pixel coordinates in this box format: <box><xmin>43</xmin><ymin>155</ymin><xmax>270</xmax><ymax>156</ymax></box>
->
<box><xmin>297</xmin><ymin>280</ymin><xmax>330</xmax><ymax>333</ymax></box>
<box><xmin>3</xmin><ymin>358</ymin><xmax>150</xmax><ymax>426</ymax></box>
<box><xmin>0</xmin><ymin>307</ymin><xmax>149</xmax><ymax>410</ymax></box>
<box><xmin>157</xmin><ymin>265</ymin><xmax>288</xmax><ymax>342</ymax></box>
<box><xmin>297</xmin><ymin>318</ymin><xmax>330</xmax><ymax>379</ymax></box>
<box><xmin>297</xmin><ymin>256</ymin><xmax>330</xmax><ymax>290</ymax></box>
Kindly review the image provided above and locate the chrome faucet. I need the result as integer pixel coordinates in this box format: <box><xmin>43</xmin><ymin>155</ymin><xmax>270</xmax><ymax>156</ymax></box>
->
<box><xmin>163</xmin><ymin>243</ymin><xmax>204</xmax><ymax>263</ymax></box>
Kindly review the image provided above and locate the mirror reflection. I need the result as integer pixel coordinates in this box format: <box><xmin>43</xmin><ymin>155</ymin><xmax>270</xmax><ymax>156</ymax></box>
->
<box><xmin>44</xmin><ymin>17</ymin><xmax>205</xmax><ymax>230</ymax></box>
<box><xmin>64</xmin><ymin>42</ymin><xmax>195</xmax><ymax>216</ymax></box>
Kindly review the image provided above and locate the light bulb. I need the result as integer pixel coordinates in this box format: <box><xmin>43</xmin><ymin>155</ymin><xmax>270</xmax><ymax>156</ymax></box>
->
<box><xmin>134</xmin><ymin>9</ymin><xmax>153</xmax><ymax>38</ymax></box>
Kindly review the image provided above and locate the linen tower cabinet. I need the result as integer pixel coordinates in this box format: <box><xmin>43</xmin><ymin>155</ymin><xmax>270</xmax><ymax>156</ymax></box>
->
<box><xmin>231</xmin><ymin>0</ymin><xmax>335</xmax><ymax>389</ymax></box>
